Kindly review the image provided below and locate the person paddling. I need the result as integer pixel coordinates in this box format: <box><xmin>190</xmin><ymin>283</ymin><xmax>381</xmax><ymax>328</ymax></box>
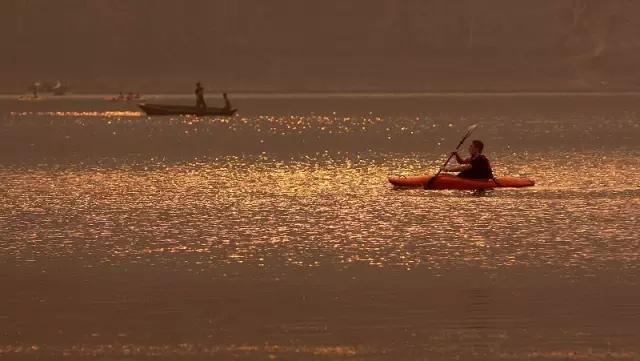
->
<box><xmin>222</xmin><ymin>92</ymin><xmax>232</xmax><ymax>110</ymax></box>
<box><xmin>440</xmin><ymin>140</ymin><xmax>493</xmax><ymax>179</ymax></box>
<box><xmin>195</xmin><ymin>82</ymin><xmax>206</xmax><ymax>109</ymax></box>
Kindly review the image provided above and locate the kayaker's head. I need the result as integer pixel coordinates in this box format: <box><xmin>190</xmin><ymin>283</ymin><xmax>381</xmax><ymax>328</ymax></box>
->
<box><xmin>468</xmin><ymin>140</ymin><xmax>484</xmax><ymax>157</ymax></box>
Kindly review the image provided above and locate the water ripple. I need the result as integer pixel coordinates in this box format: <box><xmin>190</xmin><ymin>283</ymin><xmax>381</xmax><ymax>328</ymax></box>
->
<box><xmin>1</xmin><ymin>152</ymin><xmax>638</xmax><ymax>273</ymax></box>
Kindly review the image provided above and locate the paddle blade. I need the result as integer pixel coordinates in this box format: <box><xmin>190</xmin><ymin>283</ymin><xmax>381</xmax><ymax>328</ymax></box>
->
<box><xmin>455</xmin><ymin>123</ymin><xmax>479</xmax><ymax>150</ymax></box>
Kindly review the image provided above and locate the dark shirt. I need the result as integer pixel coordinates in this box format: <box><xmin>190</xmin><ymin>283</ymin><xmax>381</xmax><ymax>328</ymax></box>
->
<box><xmin>458</xmin><ymin>154</ymin><xmax>493</xmax><ymax>179</ymax></box>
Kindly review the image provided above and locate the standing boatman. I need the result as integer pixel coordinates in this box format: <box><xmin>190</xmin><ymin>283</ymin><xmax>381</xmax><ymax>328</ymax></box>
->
<box><xmin>222</xmin><ymin>92</ymin><xmax>232</xmax><ymax>110</ymax></box>
<box><xmin>195</xmin><ymin>82</ymin><xmax>206</xmax><ymax>108</ymax></box>
<box><xmin>32</xmin><ymin>81</ymin><xmax>41</xmax><ymax>98</ymax></box>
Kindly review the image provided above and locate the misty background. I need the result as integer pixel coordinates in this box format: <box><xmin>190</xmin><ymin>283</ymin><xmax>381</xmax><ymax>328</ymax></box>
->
<box><xmin>2</xmin><ymin>0</ymin><xmax>640</xmax><ymax>93</ymax></box>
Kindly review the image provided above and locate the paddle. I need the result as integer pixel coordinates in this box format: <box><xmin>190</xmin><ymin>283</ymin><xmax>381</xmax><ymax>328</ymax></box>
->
<box><xmin>424</xmin><ymin>124</ymin><xmax>478</xmax><ymax>189</ymax></box>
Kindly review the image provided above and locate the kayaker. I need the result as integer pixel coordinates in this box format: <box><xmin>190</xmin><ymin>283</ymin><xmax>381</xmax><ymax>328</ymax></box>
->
<box><xmin>441</xmin><ymin>140</ymin><xmax>494</xmax><ymax>179</ymax></box>
<box><xmin>222</xmin><ymin>93</ymin><xmax>232</xmax><ymax>110</ymax></box>
<box><xmin>195</xmin><ymin>82</ymin><xmax>206</xmax><ymax>108</ymax></box>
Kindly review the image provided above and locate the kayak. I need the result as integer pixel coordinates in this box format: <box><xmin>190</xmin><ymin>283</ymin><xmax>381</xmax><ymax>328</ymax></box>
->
<box><xmin>388</xmin><ymin>174</ymin><xmax>535</xmax><ymax>190</ymax></box>
<box><xmin>138</xmin><ymin>103</ymin><xmax>237</xmax><ymax>116</ymax></box>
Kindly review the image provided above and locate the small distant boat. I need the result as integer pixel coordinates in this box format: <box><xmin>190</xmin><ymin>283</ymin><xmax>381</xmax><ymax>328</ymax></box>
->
<box><xmin>52</xmin><ymin>86</ymin><xmax>70</xmax><ymax>96</ymax></box>
<box><xmin>106</xmin><ymin>96</ymin><xmax>146</xmax><ymax>102</ymax></box>
<box><xmin>17</xmin><ymin>95</ymin><xmax>42</xmax><ymax>101</ymax></box>
<box><xmin>106</xmin><ymin>93</ymin><xmax>145</xmax><ymax>102</ymax></box>
<box><xmin>138</xmin><ymin>103</ymin><xmax>237</xmax><ymax>116</ymax></box>
<box><xmin>28</xmin><ymin>80</ymin><xmax>71</xmax><ymax>96</ymax></box>
<box><xmin>51</xmin><ymin>81</ymin><xmax>70</xmax><ymax>96</ymax></box>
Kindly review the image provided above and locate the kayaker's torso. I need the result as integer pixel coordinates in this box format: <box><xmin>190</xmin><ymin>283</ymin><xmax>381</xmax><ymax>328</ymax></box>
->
<box><xmin>458</xmin><ymin>154</ymin><xmax>493</xmax><ymax>179</ymax></box>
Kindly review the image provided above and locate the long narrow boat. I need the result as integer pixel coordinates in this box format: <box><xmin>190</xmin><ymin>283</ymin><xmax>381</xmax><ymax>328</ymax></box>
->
<box><xmin>138</xmin><ymin>103</ymin><xmax>237</xmax><ymax>116</ymax></box>
<box><xmin>17</xmin><ymin>95</ymin><xmax>42</xmax><ymax>101</ymax></box>
<box><xmin>388</xmin><ymin>174</ymin><xmax>534</xmax><ymax>190</ymax></box>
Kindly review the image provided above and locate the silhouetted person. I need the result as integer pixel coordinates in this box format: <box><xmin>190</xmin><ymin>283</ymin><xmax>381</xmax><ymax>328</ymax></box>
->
<box><xmin>441</xmin><ymin>140</ymin><xmax>493</xmax><ymax>179</ymax></box>
<box><xmin>195</xmin><ymin>82</ymin><xmax>206</xmax><ymax>108</ymax></box>
<box><xmin>222</xmin><ymin>93</ymin><xmax>232</xmax><ymax>110</ymax></box>
<box><xmin>32</xmin><ymin>82</ymin><xmax>40</xmax><ymax>98</ymax></box>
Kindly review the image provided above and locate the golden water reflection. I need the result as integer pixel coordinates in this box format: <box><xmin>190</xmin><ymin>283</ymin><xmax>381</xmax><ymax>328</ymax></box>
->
<box><xmin>1</xmin><ymin>152</ymin><xmax>638</xmax><ymax>272</ymax></box>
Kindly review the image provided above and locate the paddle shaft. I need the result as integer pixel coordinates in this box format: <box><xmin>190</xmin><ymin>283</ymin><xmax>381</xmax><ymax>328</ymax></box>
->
<box><xmin>425</xmin><ymin>125</ymin><xmax>477</xmax><ymax>188</ymax></box>
<box><xmin>435</xmin><ymin>136</ymin><xmax>469</xmax><ymax>175</ymax></box>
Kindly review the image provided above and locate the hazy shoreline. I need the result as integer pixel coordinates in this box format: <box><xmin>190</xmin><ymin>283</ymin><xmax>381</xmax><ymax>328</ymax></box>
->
<box><xmin>4</xmin><ymin>91</ymin><xmax>640</xmax><ymax>98</ymax></box>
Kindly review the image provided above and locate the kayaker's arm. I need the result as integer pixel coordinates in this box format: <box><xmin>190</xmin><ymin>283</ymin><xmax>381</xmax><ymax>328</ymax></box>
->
<box><xmin>451</xmin><ymin>152</ymin><xmax>470</xmax><ymax>164</ymax></box>
<box><xmin>442</xmin><ymin>164</ymin><xmax>471</xmax><ymax>172</ymax></box>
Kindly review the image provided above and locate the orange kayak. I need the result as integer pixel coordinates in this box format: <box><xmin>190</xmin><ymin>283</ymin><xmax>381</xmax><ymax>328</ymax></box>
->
<box><xmin>388</xmin><ymin>174</ymin><xmax>535</xmax><ymax>190</ymax></box>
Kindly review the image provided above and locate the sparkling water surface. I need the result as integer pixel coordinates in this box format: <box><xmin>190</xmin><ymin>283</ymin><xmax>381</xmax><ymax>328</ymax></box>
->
<box><xmin>1</xmin><ymin>94</ymin><xmax>639</xmax><ymax>360</ymax></box>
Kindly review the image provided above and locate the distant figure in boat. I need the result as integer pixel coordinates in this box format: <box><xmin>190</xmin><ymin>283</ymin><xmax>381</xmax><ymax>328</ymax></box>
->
<box><xmin>32</xmin><ymin>81</ymin><xmax>40</xmax><ymax>98</ymax></box>
<box><xmin>441</xmin><ymin>140</ymin><xmax>494</xmax><ymax>179</ymax></box>
<box><xmin>222</xmin><ymin>92</ymin><xmax>232</xmax><ymax>110</ymax></box>
<box><xmin>195</xmin><ymin>82</ymin><xmax>206</xmax><ymax>109</ymax></box>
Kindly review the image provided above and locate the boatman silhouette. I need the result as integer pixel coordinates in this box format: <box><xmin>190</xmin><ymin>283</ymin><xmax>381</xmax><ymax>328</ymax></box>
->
<box><xmin>195</xmin><ymin>82</ymin><xmax>206</xmax><ymax>109</ymax></box>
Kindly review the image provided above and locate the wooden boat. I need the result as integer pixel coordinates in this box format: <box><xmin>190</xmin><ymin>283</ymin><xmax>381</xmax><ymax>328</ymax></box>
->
<box><xmin>17</xmin><ymin>95</ymin><xmax>42</xmax><ymax>101</ymax></box>
<box><xmin>107</xmin><ymin>97</ymin><xmax>146</xmax><ymax>102</ymax></box>
<box><xmin>138</xmin><ymin>103</ymin><xmax>237</xmax><ymax>116</ymax></box>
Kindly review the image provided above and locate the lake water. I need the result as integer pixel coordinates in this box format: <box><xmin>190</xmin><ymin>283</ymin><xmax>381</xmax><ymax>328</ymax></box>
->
<box><xmin>1</xmin><ymin>94</ymin><xmax>639</xmax><ymax>360</ymax></box>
